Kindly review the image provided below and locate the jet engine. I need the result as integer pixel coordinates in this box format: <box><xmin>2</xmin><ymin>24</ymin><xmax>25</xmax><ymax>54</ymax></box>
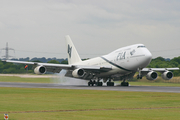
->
<box><xmin>72</xmin><ymin>68</ymin><xmax>85</xmax><ymax>78</ymax></box>
<box><xmin>161</xmin><ymin>71</ymin><xmax>173</xmax><ymax>80</ymax></box>
<box><xmin>34</xmin><ymin>66</ymin><xmax>46</xmax><ymax>75</ymax></box>
<box><xmin>146</xmin><ymin>71</ymin><xmax>158</xmax><ymax>80</ymax></box>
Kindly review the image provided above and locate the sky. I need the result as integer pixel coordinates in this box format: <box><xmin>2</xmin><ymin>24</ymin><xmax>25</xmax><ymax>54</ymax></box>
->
<box><xmin>0</xmin><ymin>0</ymin><xmax>180</xmax><ymax>59</ymax></box>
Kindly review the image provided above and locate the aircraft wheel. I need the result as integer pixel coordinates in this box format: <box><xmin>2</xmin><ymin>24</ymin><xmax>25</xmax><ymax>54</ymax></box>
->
<box><xmin>96</xmin><ymin>82</ymin><xmax>103</xmax><ymax>86</ymax></box>
<box><xmin>88</xmin><ymin>82</ymin><xmax>94</xmax><ymax>86</ymax></box>
<box><xmin>121</xmin><ymin>82</ymin><xmax>129</xmax><ymax>86</ymax></box>
<box><xmin>137</xmin><ymin>75</ymin><xmax>139</xmax><ymax>79</ymax></box>
<box><xmin>137</xmin><ymin>75</ymin><xmax>142</xmax><ymax>79</ymax></box>
<box><xmin>107</xmin><ymin>82</ymin><xmax>114</xmax><ymax>86</ymax></box>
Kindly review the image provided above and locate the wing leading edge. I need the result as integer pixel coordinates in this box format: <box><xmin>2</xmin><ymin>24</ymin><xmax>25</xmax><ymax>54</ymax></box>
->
<box><xmin>4</xmin><ymin>60</ymin><xmax>112</xmax><ymax>74</ymax></box>
<box><xmin>142</xmin><ymin>68</ymin><xmax>179</xmax><ymax>72</ymax></box>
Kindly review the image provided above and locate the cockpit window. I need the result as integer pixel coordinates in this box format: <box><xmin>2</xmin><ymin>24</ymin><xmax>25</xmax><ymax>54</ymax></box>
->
<box><xmin>137</xmin><ymin>46</ymin><xmax>146</xmax><ymax>48</ymax></box>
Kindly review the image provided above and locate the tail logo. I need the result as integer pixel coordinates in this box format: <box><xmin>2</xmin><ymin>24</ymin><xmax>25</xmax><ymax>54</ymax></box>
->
<box><xmin>68</xmin><ymin>44</ymin><xmax>72</xmax><ymax>58</ymax></box>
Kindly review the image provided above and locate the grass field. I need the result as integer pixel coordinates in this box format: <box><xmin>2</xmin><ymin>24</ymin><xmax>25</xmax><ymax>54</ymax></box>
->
<box><xmin>0</xmin><ymin>87</ymin><xmax>180</xmax><ymax>120</ymax></box>
<box><xmin>0</xmin><ymin>76</ymin><xmax>51</xmax><ymax>83</ymax></box>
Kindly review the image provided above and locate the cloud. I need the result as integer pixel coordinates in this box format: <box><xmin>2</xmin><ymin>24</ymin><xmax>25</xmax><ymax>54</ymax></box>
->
<box><xmin>0</xmin><ymin>0</ymin><xmax>180</xmax><ymax>59</ymax></box>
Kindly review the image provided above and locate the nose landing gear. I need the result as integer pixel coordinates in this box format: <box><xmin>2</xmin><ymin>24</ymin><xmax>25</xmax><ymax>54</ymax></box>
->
<box><xmin>137</xmin><ymin>68</ymin><xmax>143</xmax><ymax>79</ymax></box>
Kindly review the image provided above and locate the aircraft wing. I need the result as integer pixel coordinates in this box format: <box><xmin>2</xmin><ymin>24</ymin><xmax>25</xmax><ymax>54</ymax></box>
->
<box><xmin>40</xmin><ymin>64</ymin><xmax>112</xmax><ymax>73</ymax></box>
<box><xmin>4</xmin><ymin>60</ymin><xmax>112</xmax><ymax>73</ymax></box>
<box><xmin>142</xmin><ymin>68</ymin><xmax>179</xmax><ymax>72</ymax></box>
<box><xmin>139</xmin><ymin>67</ymin><xmax>179</xmax><ymax>80</ymax></box>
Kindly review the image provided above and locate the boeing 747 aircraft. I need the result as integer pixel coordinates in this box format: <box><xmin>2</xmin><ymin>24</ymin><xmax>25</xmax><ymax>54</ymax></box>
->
<box><xmin>5</xmin><ymin>35</ymin><xmax>179</xmax><ymax>86</ymax></box>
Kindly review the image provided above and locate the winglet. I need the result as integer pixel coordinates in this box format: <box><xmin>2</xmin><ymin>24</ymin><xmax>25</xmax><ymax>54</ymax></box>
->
<box><xmin>65</xmin><ymin>35</ymin><xmax>82</xmax><ymax>65</ymax></box>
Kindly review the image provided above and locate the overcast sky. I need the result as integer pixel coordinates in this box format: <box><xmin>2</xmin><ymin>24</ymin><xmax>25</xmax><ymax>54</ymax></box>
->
<box><xmin>0</xmin><ymin>0</ymin><xmax>180</xmax><ymax>59</ymax></box>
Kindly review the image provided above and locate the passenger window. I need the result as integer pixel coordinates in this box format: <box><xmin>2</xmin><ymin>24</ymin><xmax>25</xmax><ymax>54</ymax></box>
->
<box><xmin>137</xmin><ymin>46</ymin><xmax>145</xmax><ymax>48</ymax></box>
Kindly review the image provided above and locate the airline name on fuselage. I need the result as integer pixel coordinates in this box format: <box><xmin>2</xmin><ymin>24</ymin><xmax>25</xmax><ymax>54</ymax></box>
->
<box><xmin>116</xmin><ymin>51</ymin><xmax>126</xmax><ymax>61</ymax></box>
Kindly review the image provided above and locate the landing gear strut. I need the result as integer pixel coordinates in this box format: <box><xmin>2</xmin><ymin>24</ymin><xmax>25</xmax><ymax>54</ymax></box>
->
<box><xmin>137</xmin><ymin>75</ymin><xmax>142</xmax><ymax>79</ymax></box>
<box><xmin>137</xmin><ymin>68</ymin><xmax>142</xmax><ymax>79</ymax></box>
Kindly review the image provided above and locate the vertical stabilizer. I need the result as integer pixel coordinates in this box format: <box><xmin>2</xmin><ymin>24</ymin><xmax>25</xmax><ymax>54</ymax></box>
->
<box><xmin>65</xmin><ymin>35</ymin><xmax>82</xmax><ymax>65</ymax></box>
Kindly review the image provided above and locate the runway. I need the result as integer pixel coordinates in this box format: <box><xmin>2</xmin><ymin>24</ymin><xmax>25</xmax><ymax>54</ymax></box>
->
<box><xmin>0</xmin><ymin>82</ymin><xmax>180</xmax><ymax>93</ymax></box>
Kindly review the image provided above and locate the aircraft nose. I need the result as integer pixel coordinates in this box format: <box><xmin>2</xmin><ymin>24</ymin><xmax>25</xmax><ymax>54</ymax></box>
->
<box><xmin>143</xmin><ymin>49</ymin><xmax>152</xmax><ymax>66</ymax></box>
<box><xmin>145</xmin><ymin>49</ymin><xmax>152</xmax><ymax>60</ymax></box>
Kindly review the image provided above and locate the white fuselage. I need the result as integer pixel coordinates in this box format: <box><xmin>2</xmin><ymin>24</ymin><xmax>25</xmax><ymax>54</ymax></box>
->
<box><xmin>75</xmin><ymin>44</ymin><xmax>152</xmax><ymax>78</ymax></box>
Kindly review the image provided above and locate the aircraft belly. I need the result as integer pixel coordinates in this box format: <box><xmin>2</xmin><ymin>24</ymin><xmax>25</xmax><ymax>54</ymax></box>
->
<box><xmin>97</xmin><ymin>68</ymin><xmax>129</xmax><ymax>77</ymax></box>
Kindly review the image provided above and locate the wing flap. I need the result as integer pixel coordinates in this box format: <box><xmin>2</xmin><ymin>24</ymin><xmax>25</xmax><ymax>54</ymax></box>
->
<box><xmin>75</xmin><ymin>65</ymin><xmax>112</xmax><ymax>72</ymax></box>
<box><xmin>45</xmin><ymin>66</ymin><xmax>63</xmax><ymax>73</ymax></box>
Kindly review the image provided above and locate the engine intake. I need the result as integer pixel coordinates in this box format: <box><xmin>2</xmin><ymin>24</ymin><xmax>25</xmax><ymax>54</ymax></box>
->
<box><xmin>34</xmin><ymin>66</ymin><xmax>46</xmax><ymax>75</ymax></box>
<box><xmin>161</xmin><ymin>71</ymin><xmax>173</xmax><ymax>80</ymax></box>
<box><xmin>72</xmin><ymin>68</ymin><xmax>85</xmax><ymax>78</ymax></box>
<box><xmin>146</xmin><ymin>71</ymin><xmax>158</xmax><ymax>80</ymax></box>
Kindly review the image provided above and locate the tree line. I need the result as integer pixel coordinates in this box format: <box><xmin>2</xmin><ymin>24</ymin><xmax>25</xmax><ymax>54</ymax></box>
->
<box><xmin>147</xmin><ymin>56</ymin><xmax>180</xmax><ymax>76</ymax></box>
<box><xmin>0</xmin><ymin>56</ymin><xmax>180</xmax><ymax>76</ymax></box>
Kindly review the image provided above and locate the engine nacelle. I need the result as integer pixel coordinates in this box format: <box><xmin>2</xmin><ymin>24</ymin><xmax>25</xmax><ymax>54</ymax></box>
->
<box><xmin>34</xmin><ymin>66</ymin><xmax>46</xmax><ymax>75</ymax></box>
<box><xmin>72</xmin><ymin>68</ymin><xmax>85</xmax><ymax>78</ymax></box>
<box><xmin>161</xmin><ymin>71</ymin><xmax>173</xmax><ymax>80</ymax></box>
<box><xmin>146</xmin><ymin>71</ymin><xmax>158</xmax><ymax>80</ymax></box>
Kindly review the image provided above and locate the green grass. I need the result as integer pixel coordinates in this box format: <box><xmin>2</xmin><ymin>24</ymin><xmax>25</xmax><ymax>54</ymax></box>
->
<box><xmin>0</xmin><ymin>76</ymin><xmax>51</xmax><ymax>83</ymax></box>
<box><xmin>0</xmin><ymin>87</ymin><xmax>180</xmax><ymax>120</ymax></box>
<box><xmin>129</xmin><ymin>81</ymin><xmax>180</xmax><ymax>87</ymax></box>
<box><xmin>4</xmin><ymin>109</ymin><xmax>180</xmax><ymax>120</ymax></box>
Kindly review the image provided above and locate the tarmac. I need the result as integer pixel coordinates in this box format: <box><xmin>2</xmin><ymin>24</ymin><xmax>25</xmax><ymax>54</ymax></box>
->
<box><xmin>0</xmin><ymin>82</ymin><xmax>180</xmax><ymax>93</ymax></box>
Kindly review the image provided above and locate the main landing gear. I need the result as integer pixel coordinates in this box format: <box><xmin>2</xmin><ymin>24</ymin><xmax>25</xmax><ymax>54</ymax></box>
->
<box><xmin>88</xmin><ymin>80</ymin><xmax>95</xmax><ymax>86</ymax></box>
<box><xmin>121</xmin><ymin>82</ymin><xmax>129</xmax><ymax>86</ymax></box>
<box><xmin>88</xmin><ymin>79</ymin><xmax>114</xmax><ymax>86</ymax></box>
<box><xmin>88</xmin><ymin>80</ymin><xmax>103</xmax><ymax>86</ymax></box>
<box><xmin>96</xmin><ymin>82</ymin><xmax>103</xmax><ymax>86</ymax></box>
<box><xmin>88</xmin><ymin>80</ymin><xmax>129</xmax><ymax>86</ymax></box>
<box><xmin>120</xmin><ymin>79</ymin><xmax>129</xmax><ymax>86</ymax></box>
<box><xmin>107</xmin><ymin>79</ymin><xmax>114</xmax><ymax>86</ymax></box>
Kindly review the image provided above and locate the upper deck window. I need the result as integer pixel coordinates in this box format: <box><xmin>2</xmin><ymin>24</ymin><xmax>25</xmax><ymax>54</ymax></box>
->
<box><xmin>137</xmin><ymin>46</ymin><xmax>146</xmax><ymax>48</ymax></box>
